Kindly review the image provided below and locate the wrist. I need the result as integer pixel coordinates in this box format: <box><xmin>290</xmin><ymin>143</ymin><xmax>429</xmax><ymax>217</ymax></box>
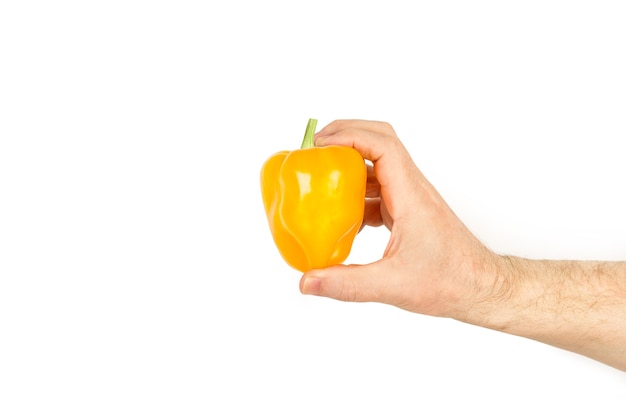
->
<box><xmin>453</xmin><ymin>251</ymin><xmax>529</xmax><ymax>332</ymax></box>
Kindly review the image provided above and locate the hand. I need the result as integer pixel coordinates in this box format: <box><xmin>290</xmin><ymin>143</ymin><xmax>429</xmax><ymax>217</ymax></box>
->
<box><xmin>299</xmin><ymin>120</ymin><xmax>494</xmax><ymax>318</ymax></box>
<box><xmin>299</xmin><ymin>120</ymin><xmax>626</xmax><ymax>372</ymax></box>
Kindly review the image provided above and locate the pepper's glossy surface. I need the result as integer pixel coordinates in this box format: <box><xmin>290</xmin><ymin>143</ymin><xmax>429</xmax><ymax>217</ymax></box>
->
<box><xmin>261</xmin><ymin>145</ymin><xmax>366</xmax><ymax>272</ymax></box>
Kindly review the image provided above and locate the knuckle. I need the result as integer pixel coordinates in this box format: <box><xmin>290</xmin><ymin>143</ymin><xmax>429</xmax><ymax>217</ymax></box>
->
<box><xmin>338</xmin><ymin>279</ymin><xmax>359</xmax><ymax>302</ymax></box>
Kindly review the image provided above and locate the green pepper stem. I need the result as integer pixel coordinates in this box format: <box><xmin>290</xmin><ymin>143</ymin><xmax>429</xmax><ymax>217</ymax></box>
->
<box><xmin>300</xmin><ymin>118</ymin><xmax>318</xmax><ymax>149</ymax></box>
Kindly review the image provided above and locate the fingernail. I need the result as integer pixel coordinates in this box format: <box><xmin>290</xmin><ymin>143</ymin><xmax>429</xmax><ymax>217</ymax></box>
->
<box><xmin>314</xmin><ymin>136</ymin><xmax>328</xmax><ymax>146</ymax></box>
<box><xmin>301</xmin><ymin>275</ymin><xmax>321</xmax><ymax>295</ymax></box>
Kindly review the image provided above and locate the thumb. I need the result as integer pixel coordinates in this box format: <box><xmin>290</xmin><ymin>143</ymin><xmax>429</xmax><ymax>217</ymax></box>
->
<box><xmin>299</xmin><ymin>262</ymin><xmax>387</xmax><ymax>303</ymax></box>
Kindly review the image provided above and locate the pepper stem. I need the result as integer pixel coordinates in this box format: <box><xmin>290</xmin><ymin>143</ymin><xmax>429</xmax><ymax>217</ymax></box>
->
<box><xmin>300</xmin><ymin>118</ymin><xmax>318</xmax><ymax>149</ymax></box>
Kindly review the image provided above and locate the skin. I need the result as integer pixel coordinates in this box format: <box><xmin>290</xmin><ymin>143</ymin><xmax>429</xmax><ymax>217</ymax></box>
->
<box><xmin>299</xmin><ymin>120</ymin><xmax>626</xmax><ymax>372</ymax></box>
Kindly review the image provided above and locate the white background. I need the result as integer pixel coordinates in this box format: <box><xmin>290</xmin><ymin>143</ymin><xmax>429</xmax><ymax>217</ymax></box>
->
<box><xmin>1</xmin><ymin>1</ymin><xmax>625</xmax><ymax>415</ymax></box>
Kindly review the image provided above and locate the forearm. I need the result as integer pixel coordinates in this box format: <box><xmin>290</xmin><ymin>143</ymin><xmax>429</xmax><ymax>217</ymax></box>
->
<box><xmin>461</xmin><ymin>255</ymin><xmax>626</xmax><ymax>371</ymax></box>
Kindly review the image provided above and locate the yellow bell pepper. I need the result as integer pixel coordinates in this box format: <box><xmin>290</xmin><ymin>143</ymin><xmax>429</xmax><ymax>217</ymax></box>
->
<box><xmin>260</xmin><ymin>119</ymin><xmax>366</xmax><ymax>272</ymax></box>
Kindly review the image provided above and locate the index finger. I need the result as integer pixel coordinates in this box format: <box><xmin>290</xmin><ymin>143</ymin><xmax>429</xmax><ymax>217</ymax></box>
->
<box><xmin>315</xmin><ymin>119</ymin><xmax>397</xmax><ymax>139</ymax></box>
<box><xmin>314</xmin><ymin>120</ymin><xmax>404</xmax><ymax>164</ymax></box>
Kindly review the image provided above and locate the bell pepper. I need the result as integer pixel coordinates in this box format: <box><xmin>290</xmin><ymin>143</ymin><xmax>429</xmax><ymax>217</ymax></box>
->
<box><xmin>260</xmin><ymin>119</ymin><xmax>367</xmax><ymax>272</ymax></box>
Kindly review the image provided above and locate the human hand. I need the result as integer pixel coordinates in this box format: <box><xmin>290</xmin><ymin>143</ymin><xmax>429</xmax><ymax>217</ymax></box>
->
<box><xmin>298</xmin><ymin>120</ymin><xmax>626</xmax><ymax>371</ymax></box>
<box><xmin>299</xmin><ymin>120</ymin><xmax>496</xmax><ymax>319</ymax></box>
